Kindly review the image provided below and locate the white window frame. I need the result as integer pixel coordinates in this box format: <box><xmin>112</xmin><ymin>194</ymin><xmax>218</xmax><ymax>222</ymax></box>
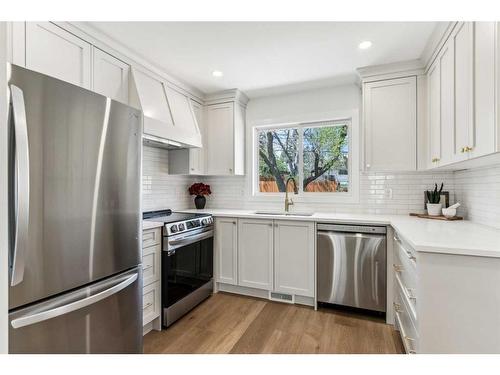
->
<box><xmin>249</xmin><ymin>111</ymin><xmax>360</xmax><ymax>204</ymax></box>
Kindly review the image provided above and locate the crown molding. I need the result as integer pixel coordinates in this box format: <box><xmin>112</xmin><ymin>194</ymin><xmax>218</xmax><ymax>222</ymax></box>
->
<box><xmin>60</xmin><ymin>22</ymin><xmax>206</xmax><ymax>102</ymax></box>
<box><xmin>204</xmin><ymin>89</ymin><xmax>250</xmax><ymax>107</ymax></box>
<box><xmin>357</xmin><ymin>59</ymin><xmax>425</xmax><ymax>82</ymax></box>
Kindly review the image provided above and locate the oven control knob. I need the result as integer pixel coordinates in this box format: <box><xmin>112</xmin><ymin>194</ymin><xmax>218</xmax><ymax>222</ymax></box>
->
<box><xmin>201</xmin><ymin>218</ymin><xmax>208</xmax><ymax>225</ymax></box>
<box><xmin>178</xmin><ymin>223</ymin><xmax>185</xmax><ymax>231</ymax></box>
<box><xmin>170</xmin><ymin>225</ymin><xmax>178</xmax><ymax>233</ymax></box>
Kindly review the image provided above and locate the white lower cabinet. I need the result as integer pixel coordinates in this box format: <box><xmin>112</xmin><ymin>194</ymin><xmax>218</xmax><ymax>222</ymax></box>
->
<box><xmin>215</xmin><ymin>218</ymin><xmax>238</xmax><ymax>285</ymax></box>
<box><xmin>215</xmin><ymin>217</ymin><xmax>315</xmax><ymax>305</ymax></box>
<box><xmin>237</xmin><ymin>219</ymin><xmax>273</xmax><ymax>290</ymax></box>
<box><xmin>274</xmin><ymin>220</ymin><xmax>315</xmax><ymax>297</ymax></box>
<box><xmin>142</xmin><ymin>227</ymin><xmax>162</xmax><ymax>334</ymax></box>
<box><xmin>392</xmin><ymin>231</ymin><xmax>500</xmax><ymax>353</ymax></box>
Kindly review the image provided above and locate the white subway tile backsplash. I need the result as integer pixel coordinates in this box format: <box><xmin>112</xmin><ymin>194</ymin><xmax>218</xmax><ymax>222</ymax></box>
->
<box><xmin>142</xmin><ymin>145</ymin><xmax>499</xmax><ymax>229</ymax></box>
<box><xmin>454</xmin><ymin>164</ymin><xmax>500</xmax><ymax>229</ymax></box>
<box><xmin>142</xmin><ymin>146</ymin><xmax>199</xmax><ymax>212</ymax></box>
<box><xmin>199</xmin><ymin>172</ymin><xmax>455</xmax><ymax>215</ymax></box>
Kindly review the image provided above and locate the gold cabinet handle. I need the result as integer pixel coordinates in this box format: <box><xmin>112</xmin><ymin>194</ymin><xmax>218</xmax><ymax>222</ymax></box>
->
<box><xmin>460</xmin><ymin>147</ymin><xmax>466</xmax><ymax>153</ymax></box>
<box><xmin>466</xmin><ymin>146</ymin><xmax>473</xmax><ymax>152</ymax></box>
<box><xmin>393</xmin><ymin>264</ymin><xmax>403</xmax><ymax>273</ymax></box>
<box><xmin>393</xmin><ymin>302</ymin><xmax>402</xmax><ymax>313</ymax></box>
<box><xmin>431</xmin><ymin>157</ymin><xmax>440</xmax><ymax>163</ymax></box>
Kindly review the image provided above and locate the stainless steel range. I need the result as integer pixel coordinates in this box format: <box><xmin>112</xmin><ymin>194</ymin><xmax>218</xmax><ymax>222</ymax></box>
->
<box><xmin>143</xmin><ymin>210</ymin><xmax>214</xmax><ymax>327</ymax></box>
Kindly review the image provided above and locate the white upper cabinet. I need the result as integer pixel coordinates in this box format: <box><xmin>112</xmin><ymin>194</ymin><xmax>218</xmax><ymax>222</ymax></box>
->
<box><xmin>438</xmin><ymin>38</ymin><xmax>455</xmax><ymax>166</ymax></box>
<box><xmin>427</xmin><ymin>22</ymin><xmax>498</xmax><ymax>168</ymax></box>
<box><xmin>188</xmin><ymin>100</ymin><xmax>205</xmax><ymax>174</ymax></box>
<box><xmin>25</xmin><ymin>22</ymin><xmax>91</xmax><ymax>89</ymax></box>
<box><xmin>363</xmin><ymin>76</ymin><xmax>417</xmax><ymax>171</ymax></box>
<box><xmin>453</xmin><ymin>22</ymin><xmax>474</xmax><ymax>163</ymax></box>
<box><xmin>273</xmin><ymin>220</ymin><xmax>315</xmax><ymax>297</ymax></box>
<box><xmin>237</xmin><ymin>219</ymin><xmax>274</xmax><ymax>290</ymax></box>
<box><xmin>471</xmin><ymin>22</ymin><xmax>497</xmax><ymax>158</ymax></box>
<box><xmin>427</xmin><ymin>60</ymin><xmax>441</xmax><ymax>167</ymax></box>
<box><xmin>92</xmin><ymin>47</ymin><xmax>130</xmax><ymax>103</ymax></box>
<box><xmin>205</xmin><ymin>101</ymin><xmax>245</xmax><ymax>175</ymax></box>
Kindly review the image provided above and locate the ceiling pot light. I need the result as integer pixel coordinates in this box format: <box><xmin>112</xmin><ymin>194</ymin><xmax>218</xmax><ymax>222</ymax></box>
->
<box><xmin>358</xmin><ymin>41</ymin><xmax>373</xmax><ymax>50</ymax></box>
<box><xmin>212</xmin><ymin>70</ymin><xmax>223</xmax><ymax>77</ymax></box>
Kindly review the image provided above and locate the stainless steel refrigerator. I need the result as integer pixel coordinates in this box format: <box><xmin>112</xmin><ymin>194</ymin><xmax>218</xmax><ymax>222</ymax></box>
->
<box><xmin>7</xmin><ymin>64</ymin><xmax>143</xmax><ymax>353</ymax></box>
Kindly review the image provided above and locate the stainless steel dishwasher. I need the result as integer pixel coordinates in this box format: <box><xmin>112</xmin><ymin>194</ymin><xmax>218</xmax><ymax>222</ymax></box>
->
<box><xmin>317</xmin><ymin>224</ymin><xmax>387</xmax><ymax>312</ymax></box>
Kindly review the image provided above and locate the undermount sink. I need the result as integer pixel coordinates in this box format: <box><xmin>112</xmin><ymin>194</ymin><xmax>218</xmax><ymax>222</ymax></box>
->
<box><xmin>253</xmin><ymin>211</ymin><xmax>315</xmax><ymax>217</ymax></box>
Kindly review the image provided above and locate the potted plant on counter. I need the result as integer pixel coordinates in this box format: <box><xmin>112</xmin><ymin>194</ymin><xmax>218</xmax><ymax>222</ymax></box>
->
<box><xmin>426</xmin><ymin>183</ymin><xmax>444</xmax><ymax>216</ymax></box>
<box><xmin>188</xmin><ymin>182</ymin><xmax>212</xmax><ymax>209</ymax></box>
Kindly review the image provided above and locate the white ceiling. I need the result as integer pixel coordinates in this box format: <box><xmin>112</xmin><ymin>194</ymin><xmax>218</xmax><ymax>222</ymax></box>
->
<box><xmin>85</xmin><ymin>22</ymin><xmax>438</xmax><ymax>97</ymax></box>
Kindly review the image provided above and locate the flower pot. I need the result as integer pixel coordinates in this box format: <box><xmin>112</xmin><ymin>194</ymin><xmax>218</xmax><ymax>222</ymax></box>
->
<box><xmin>426</xmin><ymin>203</ymin><xmax>442</xmax><ymax>216</ymax></box>
<box><xmin>194</xmin><ymin>195</ymin><xmax>206</xmax><ymax>209</ymax></box>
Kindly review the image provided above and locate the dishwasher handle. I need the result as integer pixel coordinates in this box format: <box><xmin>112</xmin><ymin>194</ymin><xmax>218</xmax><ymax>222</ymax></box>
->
<box><xmin>317</xmin><ymin>223</ymin><xmax>387</xmax><ymax>235</ymax></box>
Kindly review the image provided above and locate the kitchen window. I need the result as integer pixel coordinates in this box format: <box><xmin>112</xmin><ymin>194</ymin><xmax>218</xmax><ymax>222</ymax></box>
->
<box><xmin>254</xmin><ymin>119</ymin><xmax>352</xmax><ymax>197</ymax></box>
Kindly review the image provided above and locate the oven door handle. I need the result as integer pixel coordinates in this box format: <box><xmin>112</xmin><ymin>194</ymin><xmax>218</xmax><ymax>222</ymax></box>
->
<box><xmin>168</xmin><ymin>229</ymin><xmax>214</xmax><ymax>249</ymax></box>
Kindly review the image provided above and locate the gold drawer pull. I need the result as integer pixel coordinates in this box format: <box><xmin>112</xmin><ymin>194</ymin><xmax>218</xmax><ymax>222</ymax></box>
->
<box><xmin>393</xmin><ymin>302</ymin><xmax>402</xmax><ymax>313</ymax></box>
<box><xmin>143</xmin><ymin>302</ymin><xmax>153</xmax><ymax>309</ymax></box>
<box><xmin>393</xmin><ymin>264</ymin><xmax>403</xmax><ymax>273</ymax></box>
<box><xmin>431</xmin><ymin>157</ymin><xmax>440</xmax><ymax>163</ymax></box>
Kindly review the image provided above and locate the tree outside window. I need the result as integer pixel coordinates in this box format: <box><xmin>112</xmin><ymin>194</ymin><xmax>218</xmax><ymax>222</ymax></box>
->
<box><xmin>257</xmin><ymin>121</ymin><xmax>349</xmax><ymax>194</ymax></box>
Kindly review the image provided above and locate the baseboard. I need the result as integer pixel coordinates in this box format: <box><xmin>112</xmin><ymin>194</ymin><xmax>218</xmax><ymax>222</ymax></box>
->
<box><xmin>216</xmin><ymin>282</ymin><xmax>314</xmax><ymax>307</ymax></box>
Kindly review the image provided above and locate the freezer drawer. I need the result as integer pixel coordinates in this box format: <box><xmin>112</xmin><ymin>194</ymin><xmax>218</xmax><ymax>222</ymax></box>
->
<box><xmin>9</xmin><ymin>267</ymin><xmax>142</xmax><ymax>354</ymax></box>
<box><xmin>317</xmin><ymin>228</ymin><xmax>386</xmax><ymax>312</ymax></box>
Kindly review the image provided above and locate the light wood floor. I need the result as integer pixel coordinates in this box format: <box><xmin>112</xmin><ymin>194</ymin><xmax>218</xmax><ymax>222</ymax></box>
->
<box><xmin>143</xmin><ymin>292</ymin><xmax>404</xmax><ymax>354</ymax></box>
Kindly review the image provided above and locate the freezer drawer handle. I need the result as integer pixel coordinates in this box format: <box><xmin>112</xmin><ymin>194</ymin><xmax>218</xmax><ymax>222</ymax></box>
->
<box><xmin>9</xmin><ymin>85</ymin><xmax>30</xmax><ymax>286</ymax></box>
<box><xmin>10</xmin><ymin>273</ymin><xmax>138</xmax><ymax>329</ymax></box>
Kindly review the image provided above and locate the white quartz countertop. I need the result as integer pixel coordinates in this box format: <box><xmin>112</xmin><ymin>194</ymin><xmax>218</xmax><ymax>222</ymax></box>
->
<box><xmin>142</xmin><ymin>220</ymin><xmax>164</xmax><ymax>230</ymax></box>
<box><xmin>180</xmin><ymin>208</ymin><xmax>500</xmax><ymax>258</ymax></box>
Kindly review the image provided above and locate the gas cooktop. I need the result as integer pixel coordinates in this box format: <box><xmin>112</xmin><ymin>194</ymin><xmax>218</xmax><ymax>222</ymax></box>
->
<box><xmin>143</xmin><ymin>209</ymin><xmax>209</xmax><ymax>224</ymax></box>
<box><xmin>143</xmin><ymin>209</ymin><xmax>213</xmax><ymax>236</ymax></box>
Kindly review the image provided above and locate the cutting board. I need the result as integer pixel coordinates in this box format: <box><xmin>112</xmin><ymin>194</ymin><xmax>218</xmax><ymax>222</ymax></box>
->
<box><xmin>409</xmin><ymin>213</ymin><xmax>463</xmax><ymax>221</ymax></box>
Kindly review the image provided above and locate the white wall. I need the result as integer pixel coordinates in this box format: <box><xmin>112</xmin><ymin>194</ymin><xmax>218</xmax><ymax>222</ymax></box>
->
<box><xmin>200</xmin><ymin>84</ymin><xmax>455</xmax><ymax>214</ymax></box>
<box><xmin>246</xmin><ymin>84</ymin><xmax>360</xmax><ymax>126</ymax></box>
<box><xmin>1</xmin><ymin>22</ymin><xmax>9</xmax><ymax>353</ymax></box>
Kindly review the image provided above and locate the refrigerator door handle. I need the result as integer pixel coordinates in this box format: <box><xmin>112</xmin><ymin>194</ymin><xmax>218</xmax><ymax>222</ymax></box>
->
<box><xmin>11</xmin><ymin>273</ymin><xmax>138</xmax><ymax>329</ymax></box>
<box><xmin>10</xmin><ymin>84</ymin><xmax>30</xmax><ymax>287</ymax></box>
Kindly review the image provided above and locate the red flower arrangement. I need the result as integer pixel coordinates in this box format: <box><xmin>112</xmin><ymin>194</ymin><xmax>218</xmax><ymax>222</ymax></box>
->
<box><xmin>188</xmin><ymin>182</ymin><xmax>212</xmax><ymax>196</ymax></box>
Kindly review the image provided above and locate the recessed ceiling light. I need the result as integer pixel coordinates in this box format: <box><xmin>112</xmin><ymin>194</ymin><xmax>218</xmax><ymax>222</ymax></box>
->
<box><xmin>358</xmin><ymin>41</ymin><xmax>373</xmax><ymax>50</ymax></box>
<box><xmin>212</xmin><ymin>70</ymin><xmax>223</xmax><ymax>77</ymax></box>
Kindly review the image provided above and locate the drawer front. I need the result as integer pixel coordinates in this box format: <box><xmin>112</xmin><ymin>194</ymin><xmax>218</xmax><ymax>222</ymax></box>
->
<box><xmin>143</xmin><ymin>228</ymin><xmax>161</xmax><ymax>248</ymax></box>
<box><xmin>394</xmin><ymin>280</ymin><xmax>418</xmax><ymax>354</ymax></box>
<box><xmin>142</xmin><ymin>244</ymin><xmax>161</xmax><ymax>287</ymax></box>
<box><xmin>142</xmin><ymin>281</ymin><xmax>161</xmax><ymax>326</ymax></box>
<box><xmin>393</xmin><ymin>235</ymin><xmax>417</xmax><ymax>292</ymax></box>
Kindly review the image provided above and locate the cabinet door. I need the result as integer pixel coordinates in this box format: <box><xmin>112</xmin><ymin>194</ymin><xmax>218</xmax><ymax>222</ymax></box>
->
<box><xmin>453</xmin><ymin>22</ymin><xmax>474</xmax><ymax>162</ymax></box>
<box><xmin>428</xmin><ymin>60</ymin><xmax>441</xmax><ymax>168</ymax></box>
<box><xmin>363</xmin><ymin>77</ymin><xmax>417</xmax><ymax>171</ymax></box>
<box><xmin>237</xmin><ymin>219</ymin><xmax>273</xmax><ymax>290</ymax></box>
<box><xmin>189</xmin><ymin>100</ymin><xmax>205</xmax><ymax>174</ymax></box>
<box><xmin>274</xmin><ymin>221</ymin><xmax>315</xmax><ymax>297</ymax></box>
<box><xmin>471</xmin><ymin>22</ymin><xmax>496</xmax><ymax>158</ymax></box>
<box><xmin>25</xmin><ymin>22</ymin><xmax>91</xmax><ymax>89</ymax></box>
<box><xmin>215</xmin><ymin>218</ymin><xmax>238</xmax><ymax>285</ymax></box>
<box><xmin>438</xmin><ymin>38</ymin><xmax>455</xmax><ymax>166</ymax></box>
<box><xmin>93</xmin><ymin>47</ymin><xmax>130</xmax><ymax>103</ymax></box>
<box><xmin>206</xmin><ymin>102</ymin><xmax>234</xmax><ymax>175</ymax></box>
